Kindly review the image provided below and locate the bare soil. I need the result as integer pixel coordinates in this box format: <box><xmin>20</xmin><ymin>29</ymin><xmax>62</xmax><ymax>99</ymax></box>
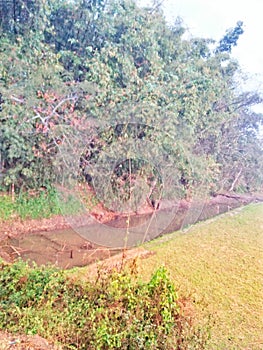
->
<box><xmin>0</xmin><ymin>330</ymin><xmax>62</xmax><ymax>350</ymax></box>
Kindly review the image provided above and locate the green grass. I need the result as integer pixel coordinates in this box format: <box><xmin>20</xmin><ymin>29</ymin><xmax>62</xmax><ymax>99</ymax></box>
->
<box><xmin>1</xmin><ymin>190</ymin><xmax>262</xmax><ymax>348</ymax></box>
<box><xmin>0</xmin><ymin>195</ymin><xmax>15</xmax><ymax>220</ymax></box>
<box><xmin>137</xmin><ymin>203</ymin><xmax>263</xmax><ymax>349</ymax></box>
<box><xmin>15</xmin><ymin>189</ymin><xmax>62</xmax><ymax>219</ymax></box>
<box><xmin>0</xmin><ymin>189</ymin><xmax>61</xmax><ymax>221</ymax></box>
<box><xmin>0</xmin><ymin>188</ymin><xmax>86</xmax><ymax>221</ymax></box>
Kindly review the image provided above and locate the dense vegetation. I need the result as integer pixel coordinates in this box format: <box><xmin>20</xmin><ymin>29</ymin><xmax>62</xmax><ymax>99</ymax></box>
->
<box><xmin>0</xmin><ymin>4</ymin><xmax>262</xmax><ymax>348</ymax></box>
<box><xmin>0</xmin><ymin>186</ymin><xmax>92</xmax><ymax>220</ymax></box>
<box><xmin>0</xmin><ymin>0</ymin><xmax>262</xmax><ymax>207</ymax></box>
<box><xmin>0</xmin><ymin>259</ymin><xmax>209</xmax><ymax>349</ymax></box>
<box><xmin>0</xmin><ymin>188</ymin><xmax>61</xmax><ymax>220</ymax></box>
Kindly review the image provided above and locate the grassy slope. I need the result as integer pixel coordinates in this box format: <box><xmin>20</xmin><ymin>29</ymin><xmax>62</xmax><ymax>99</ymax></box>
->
<box><xmin>138</xmin><ymin>203</ymin><xmax>263</xmax><ymax>349</ymax></box>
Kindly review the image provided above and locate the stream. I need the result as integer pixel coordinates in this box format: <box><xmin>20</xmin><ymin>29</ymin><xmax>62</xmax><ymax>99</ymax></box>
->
<box><xmin>0</xmin><ymin>194</ymin><xmax>257</xmax><ymax>269</ymax></box>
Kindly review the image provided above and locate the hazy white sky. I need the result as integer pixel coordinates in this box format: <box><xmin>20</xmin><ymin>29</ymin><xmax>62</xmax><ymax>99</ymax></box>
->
<box><xmin>164</xmin><ymin>0</ymin><xmax>263</xmax><ymax>75</ymax></box>
<box><xmin>138</xmin><ymin>0</ymin><xmax>263</xmax><ymax>112</ymax></box>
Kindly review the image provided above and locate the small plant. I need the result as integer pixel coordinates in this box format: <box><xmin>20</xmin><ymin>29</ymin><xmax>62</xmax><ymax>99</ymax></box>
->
<box><xmin>0</xmin><ymin>187</ymin><xmax>87</xmax><ymax>221</ymax></box>
<box><xmin>15</xmin><ymin>188</ymin><xmax>61</xmax><ymax>219</ymax></box>
<box><xmin>0</xmin><ymin>194</ymin><xmax>15</xmax><ymax>220</ymax></box>
<box><xmin>0</xmin><ymin>259</ymin><xmax>210</xmax><ymax>349</ymax></box>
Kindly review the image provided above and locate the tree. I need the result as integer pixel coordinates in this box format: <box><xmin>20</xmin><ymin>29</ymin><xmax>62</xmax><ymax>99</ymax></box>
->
<box><xmin>0</xmin><ymin>0</ymin><xmax>45</xmax><ymax>37</ymax></box>
<box><xmin>0</xmin><ymin>0</ymin><xmax>262</xmax><ymax>200</ymax></box>
<box><xmin>215</xmin><ymin>21</ymin><xmax>244</xmax><ymax>54</ymax></box>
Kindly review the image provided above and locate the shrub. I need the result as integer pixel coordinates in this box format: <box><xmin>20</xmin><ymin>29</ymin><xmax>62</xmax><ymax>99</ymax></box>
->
<box><xmin>0</xmin><ymin>259</ymin><xmax>210</xmax><ymax>349</ymax></box>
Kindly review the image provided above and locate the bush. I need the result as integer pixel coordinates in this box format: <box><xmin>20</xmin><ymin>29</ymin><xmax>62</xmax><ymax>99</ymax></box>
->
<box><xmin>15</xmin><ymin>187</ymin><xmax>62</xmax><ymax>220</ymax></box>
<box><xmin>0</xmin><ymin>259</ymin><xmax>210</xmax><ymax>349</ymax></box>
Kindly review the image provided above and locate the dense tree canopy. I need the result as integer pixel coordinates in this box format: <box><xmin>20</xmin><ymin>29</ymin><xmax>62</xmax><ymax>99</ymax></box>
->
<box><xmin>0</xmin><ymin>0</ymin><xmax>262</xmax><ymax>204</ymax></box>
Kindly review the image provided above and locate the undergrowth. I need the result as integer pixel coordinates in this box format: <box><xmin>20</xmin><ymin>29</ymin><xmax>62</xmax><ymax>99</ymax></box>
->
<box><xmin>0</xmin><ymin>187</ymin><xmax>86</xmax><ymax>220</ymax></box>
<box><xmin>0</xmin><ymin>259</ymin><xmax>210</xmax><ymax>349</ymax></box>
<box><xmin>0</xmin><ymin>195</ymin><xmax>14</xmax><ymax>220</ymax></box>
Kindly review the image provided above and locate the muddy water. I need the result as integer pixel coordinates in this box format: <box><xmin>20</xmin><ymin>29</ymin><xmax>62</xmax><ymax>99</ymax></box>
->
<box><xmin>0</xmin><ymin>205</ymin><xmax>186</xmax><ymax>268</ymax></box>
<box><xmin>0</xmin><ymin>194</ymin><xmax>255</xmax><ymax>269</ymax></box>
<box><xmin>0</xmin><ymin>229</ymin><xmax>123</xmax><ymax>269</ymax></box>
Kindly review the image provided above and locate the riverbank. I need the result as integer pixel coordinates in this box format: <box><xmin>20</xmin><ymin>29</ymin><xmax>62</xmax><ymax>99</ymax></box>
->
<box><xmin>1</xmin><ymin>191</ymin><xmax>261</xmax><ymax>238</ymax></box>
<box><xmin>138</xmin><ymin>203</ymin><xmax>263</xmax><ymax>349</ymax></box>
<box><xmin>0</xmin><ymin>200</ymin><xmax>262</xmax><ymax>349</ymax></box>
<box><xmin>0</xmin><ymin>191</ymin><xmax>262</xmax><ymax>267</ymax></box>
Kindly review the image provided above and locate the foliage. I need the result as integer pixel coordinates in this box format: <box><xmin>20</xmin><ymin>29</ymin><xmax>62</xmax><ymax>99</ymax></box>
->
<box><xmin>0</xmin><ymin>194</ymin><xmax>15</xmax><ymax>220</ymax></box>
<box><xmin>0</xmin><ymin>0</ymin><xmax>44</xmax><ymax>37</ymax></box>
<box><xmin>0</xmin><ymin>187</ymin><xmax>86</xmax><ymax>221</ymax></box>
<box><xmin>0</xmin><ymin>34</ymin><xmax>62</xmax><ymax>189</ymax></box>
<box><xmin>0</xmin><ymin>0</ymin><xmax>262</xmax><ymax>201</ymax></box>
<box><xmin>15</xmin><ymin>187</ymin><xmax>62</xmax><ymax>219</ymax></box>
<box><xmin>0</xmin><ymin>259</ymin><xmax>210</xmax><ymax>349</ymax></box>
<box><xmin>215</xmin><ymin>21</ymin><xmax>244</xmax><ymax>53</ymax></box>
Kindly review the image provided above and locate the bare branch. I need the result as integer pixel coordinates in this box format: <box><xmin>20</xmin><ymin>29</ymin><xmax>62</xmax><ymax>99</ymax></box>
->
<box><xmin>10</xmin><ymin>95</ymin><xmax>25</xmax><ymax>104</ymax></box>
<box><xmin>51</xmin><ymin>96</ymin><xmax>78</xmax><ymax>117</ymax></box>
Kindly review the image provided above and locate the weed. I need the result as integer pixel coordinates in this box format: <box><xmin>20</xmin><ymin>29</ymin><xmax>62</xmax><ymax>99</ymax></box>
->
<box><xmin>0</xmin><ymin>195</ymin><xmax>15</xmax><ymax>220</ymax></box>
<box><xmin>0</xmin><ymin>259</ymin><xmax>210</xmax><ymax>349</ymax></box>
<box><xmin>0</xmin><ymin>187</ymin><xmax>86</xmax><ymax>221</ymax></box>
<box><xmin>15</xmin><ymin>188</ymin><xmax>61</xmax><ymax>220</ymax></box>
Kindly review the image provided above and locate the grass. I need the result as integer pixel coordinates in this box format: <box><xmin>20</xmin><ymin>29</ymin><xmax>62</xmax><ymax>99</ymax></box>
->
<box><xmin>0</xmin><ymin>195</ymin><xmax>15</xmax><ymax>220</ymax></box>
<box><xmin>0</xmin><ymin>187</ymin><xmax>90</xmax><ymax>221</ymax></box>
<box><xmin>0</xmin><ymin>189</ymin><xmax>60</xmax><ymax>221</ymax></box>
<box><xmin>135</xmin><ymin>203</ymin><xmax>263</xmax><ymax>349</ymax></box>
<box><xmin>1</xmin><ymin>189</ymin><xmax>262</xmax><ymax>348</ymax></box>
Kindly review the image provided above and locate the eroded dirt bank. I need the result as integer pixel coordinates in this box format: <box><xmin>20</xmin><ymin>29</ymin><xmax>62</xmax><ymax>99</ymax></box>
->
<box><xmin>0</xmin><ymin>193</ymin><xmax>262</xmax><ymax>349</ymax></box>
<box><xmin>0</xmin><ymin>192</ymin><xmax>262</xmax><ymax>268</ymax></box>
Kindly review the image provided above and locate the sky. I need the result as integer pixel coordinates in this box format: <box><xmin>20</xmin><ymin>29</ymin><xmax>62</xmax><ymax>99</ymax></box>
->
<box><xmin>138</xmin><ymin>0</ymin><xmax>263</xmax><ymax>113</ymax></box>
